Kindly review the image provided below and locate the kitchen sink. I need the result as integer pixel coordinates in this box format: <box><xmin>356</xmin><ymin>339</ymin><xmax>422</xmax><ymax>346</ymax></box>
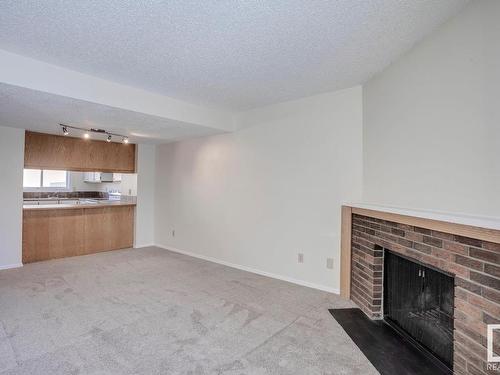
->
<box><xmin>78</xmin><ymin>199</ymin><xmax>100</xmax><ymax>205</ymax></box>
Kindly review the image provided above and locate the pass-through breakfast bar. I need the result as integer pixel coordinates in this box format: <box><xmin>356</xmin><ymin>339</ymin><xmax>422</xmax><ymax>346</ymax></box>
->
<box><xmin>22</xmin><ymin>198</ymin><xmax>135</xmax><ymax>263</ymax></box>
<box><xmin>21</xmin><ymin>131</ymin><xmax>137</xmax><ymax>264</ymax></box>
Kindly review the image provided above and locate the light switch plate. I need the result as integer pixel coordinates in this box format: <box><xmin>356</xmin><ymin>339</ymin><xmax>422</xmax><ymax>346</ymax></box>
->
<box><xmin>326</xmin><ymin>258</ymin><xmax>334</xmax><ymax>269</ymax></box>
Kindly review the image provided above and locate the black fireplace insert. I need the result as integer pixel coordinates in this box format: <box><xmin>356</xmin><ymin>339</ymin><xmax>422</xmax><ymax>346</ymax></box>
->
<box><xmin>384</xmin><ymin>250</ymin><xmax>454</xmax><ymax>370</ymax></box>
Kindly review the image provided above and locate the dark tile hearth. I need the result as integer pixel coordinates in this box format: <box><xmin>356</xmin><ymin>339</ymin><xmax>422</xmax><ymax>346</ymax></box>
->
<box><xmin>329</xmin><ymin>308</ymin><xmax>451</xmax><ymax>375</ymax></box>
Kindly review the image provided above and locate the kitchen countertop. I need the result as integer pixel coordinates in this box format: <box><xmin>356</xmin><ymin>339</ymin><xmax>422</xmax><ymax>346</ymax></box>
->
<box><xmin>23</xmin><ymin>200</ymin><xmax>136</xmax><ymax>211</ymax></box>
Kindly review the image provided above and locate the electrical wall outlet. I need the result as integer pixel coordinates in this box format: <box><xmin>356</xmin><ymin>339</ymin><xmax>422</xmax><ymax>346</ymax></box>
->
<box><xmin>298</xmin><ymin>253</ymin><xmax>304</xmax><ymax>263</ymax></box>
<box><xmin>326</xmin><ymin>258</ymin><xmax>334</xmax><ymax>269</ymax></box>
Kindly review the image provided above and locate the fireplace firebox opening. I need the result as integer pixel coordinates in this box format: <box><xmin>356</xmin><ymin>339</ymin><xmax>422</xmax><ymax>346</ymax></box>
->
<box><xmin>383</xmin><ymin>250</ymin><xmax>454</xmax><ymax>371</ymax></box>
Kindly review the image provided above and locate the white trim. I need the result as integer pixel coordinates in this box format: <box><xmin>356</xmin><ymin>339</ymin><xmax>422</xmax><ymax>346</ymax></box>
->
<box><xmin>346</xmin><ymin>202</ymin><xmax>500</xmax><ymax>231</ymax></box>
<box><xmin>134</xmin><ymin>243</ymin><xmax>156</xmax><ymax>249</ymax></box>
<box><xmin>155</xmin><ymin>244</ymin><xmax>339</xmax><ymax>294</ymax></box>
<box><xmin>0</xmin><ymin>263</ymin><xmax>23</xmax><ymax>271</ymax></box>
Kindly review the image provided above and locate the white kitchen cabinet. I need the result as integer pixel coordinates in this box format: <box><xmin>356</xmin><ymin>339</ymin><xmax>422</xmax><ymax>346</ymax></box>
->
<box><xmin>100</xmin><ymin>173</ymin><xmax>114</xmax><ymax>182</ymax></box>
<box><xmin>84</xmin><ymin>172</ymin><xmax>121</xmax><ymax>183</ymax></box>
<box><xmin>84</xmin><ymin>172</ymin><xmax>101</xmax><ymax>183</ymax></box>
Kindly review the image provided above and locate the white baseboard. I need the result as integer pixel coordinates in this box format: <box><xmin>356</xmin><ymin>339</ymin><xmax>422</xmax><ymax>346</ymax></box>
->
<box><xmin>134</xmin><ymin>243</ymin><xmax>156</xmax><ymax>249</ymax></box>
<box><xmin>155</xmin><ymin>244</ymin><xmax>339</xmax><ymax>294</ymax></box>
<box><xmin>0</xmin><ymin>263</ymin><xmax>23</xmax><ymax>271</ymax></box>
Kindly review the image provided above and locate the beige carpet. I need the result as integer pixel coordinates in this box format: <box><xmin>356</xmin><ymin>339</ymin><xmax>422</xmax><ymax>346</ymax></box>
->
<box><xmin>0</xmin><ymin>247</ymin><xmax>377</xmax><ymax>374</ymax></box>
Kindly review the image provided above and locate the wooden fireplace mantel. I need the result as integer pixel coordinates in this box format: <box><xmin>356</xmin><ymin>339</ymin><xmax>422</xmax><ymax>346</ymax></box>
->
<box><xmin>340</xmin><ymin>204</ymin><xmax>500</xmax><ymax>298</ymax></box>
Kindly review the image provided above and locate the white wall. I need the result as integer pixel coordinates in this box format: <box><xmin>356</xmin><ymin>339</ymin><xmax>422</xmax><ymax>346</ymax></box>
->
<box><xmin>155</xmin><ymin>87</ymin><xmax>363</xmax><ymax>292</ymax></box>
<box><xmin>0</xmin><ymin>126</ymin><xmax>24</xmax><ymax>269</ymax></box>
<box><xmin>135</xmin><ymin>144</ymin><xmax>156</xmax><ymax>247</ymax></box>
<box><xmin>120</xmin><ymin>173</ymin><xmax>138</xmax><ymax>196</ymax></box>
<box><xmin>363</xmin><ymin>0</ymin><xmax>500</xmax><ymax>217</ymax></box>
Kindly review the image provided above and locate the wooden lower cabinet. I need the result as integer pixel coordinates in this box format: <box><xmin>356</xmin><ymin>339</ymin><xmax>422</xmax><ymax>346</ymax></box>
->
<box><xmin>23</xmin><ymin>206</ymin><xmax>134</xmax><ymax>263</ymax></box>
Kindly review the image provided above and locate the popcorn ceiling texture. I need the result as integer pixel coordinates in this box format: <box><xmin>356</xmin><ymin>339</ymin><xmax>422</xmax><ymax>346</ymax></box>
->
<box><xmin>0</xmin><ymin>83</ymin><xmax>222</xmax><ymax>144</ymax></box>
<box><xmin>0</xmin><ymin>0</ymin><xmax>468</xmax><ymax>110</ymax></box>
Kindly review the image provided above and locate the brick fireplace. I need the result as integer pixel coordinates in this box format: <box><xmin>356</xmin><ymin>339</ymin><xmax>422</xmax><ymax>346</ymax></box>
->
<box><xmin>341</xmin><ymin>206</ymin><xmax>500</xmax><ymax>375</ymax></box>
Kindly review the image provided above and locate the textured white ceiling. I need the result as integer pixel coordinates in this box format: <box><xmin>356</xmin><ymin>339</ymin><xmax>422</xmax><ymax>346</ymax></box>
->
<box><xmin>0</xmin><ymin>83</ymin><xmax>223</xmax><ymax>144</ymax></box>
<box><xmin>0</xmin><ymin>0</ymin><xmax>468</xmax><ymax>111</ymax></box>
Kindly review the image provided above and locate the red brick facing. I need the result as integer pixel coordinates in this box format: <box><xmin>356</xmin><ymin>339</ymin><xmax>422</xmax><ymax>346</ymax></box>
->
<box><xmin>351</xmin><ymin>214</ymin><xmax>500</xmax><ymax>375</ymax></box>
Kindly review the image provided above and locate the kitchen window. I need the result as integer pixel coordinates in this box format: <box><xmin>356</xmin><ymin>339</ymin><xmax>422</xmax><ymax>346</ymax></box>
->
<box><xmin>23</xmin><ymin>169</ymin><xmax>70</xmax><ymax>190</ymax></box>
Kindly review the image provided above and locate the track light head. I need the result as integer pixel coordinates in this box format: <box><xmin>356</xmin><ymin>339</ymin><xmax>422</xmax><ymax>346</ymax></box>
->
<box><xmin>107</xmin><ymin>134</ymin><xmax>112</xmax><ymax>142</ymax></box>
<box><xmin>123</xmin><ymin>137</ymin><xmax>129</xmax><ymax>144</ymax></box>
<box><xmin>83</xmin><ymin>133</ymin><xmax>90</xmax><ymax>139</ymax></box>
<box><xmin>62</xmin><ymin>126</ymin><xmax>69</xmax><ymax>136</ymax></box>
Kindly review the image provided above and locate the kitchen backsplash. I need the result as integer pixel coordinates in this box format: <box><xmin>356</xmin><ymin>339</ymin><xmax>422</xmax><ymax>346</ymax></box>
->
<box><xmin>23</xmin><ymin>191</ymin><xmax>109</xmax><ymax>199</ymax></box>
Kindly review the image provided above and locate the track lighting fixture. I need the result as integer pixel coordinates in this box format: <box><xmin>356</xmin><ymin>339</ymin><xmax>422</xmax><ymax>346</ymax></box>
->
<box><xmin>59</xmin><ymin>124</ymin><xmax>130</xmax><ymax>144</ymax></box>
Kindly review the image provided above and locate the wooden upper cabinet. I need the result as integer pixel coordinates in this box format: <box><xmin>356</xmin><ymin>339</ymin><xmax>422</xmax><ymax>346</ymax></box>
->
<box><xmin>24</xmin><ymin>131</ymin><xmax>136</xmax><ymax>173</ymax></box>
